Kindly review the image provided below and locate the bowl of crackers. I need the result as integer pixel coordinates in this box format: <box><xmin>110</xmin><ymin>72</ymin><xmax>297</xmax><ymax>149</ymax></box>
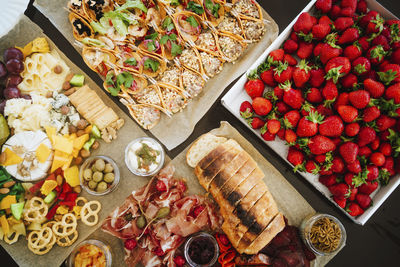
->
<box><xmin>67</xmin><ymin>239</ymin><xmax>112</xmax><ymax>267</ymax></box>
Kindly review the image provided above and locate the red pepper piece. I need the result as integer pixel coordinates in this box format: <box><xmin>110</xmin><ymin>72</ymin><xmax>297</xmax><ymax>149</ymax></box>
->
<box><xmin>62</xmin><ymin>183</ymin><xmax>72</xmax><ymax>193</ymax></box>
<box><xmin>46</xmin><ymin>173</ymin><xmax>56</xmax><ymax>181</ymax></box>
<box><xmin>46</xmin><ymin>203</ymin><xmax>60</xmax><ymax>220</ymax></box>
<box><xmin>29</xmin><ymin>180</ymin><xmax>45</xmax><ymax>194</ymax></box>
<box><xmin>59</xmin><ymin>201</ymin><xmax>75</xmax><ymax>210</ymax></box>
<box><xmin>65</xmin><ymin>192</ymin><xmax>78</xmax><ymax>202</ymax></box>
<box><xmin>54</xmin><ymin>168</ymin><xmax>63</xmax><ymax>177</ymax></box>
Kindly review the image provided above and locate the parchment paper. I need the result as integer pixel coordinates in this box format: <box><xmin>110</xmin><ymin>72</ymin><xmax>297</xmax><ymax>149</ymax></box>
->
<box><xmin>34</xmin><ymin>0</ymin><xmax>279</xmax><ymax>150</ymax></box>
<box><xmin>0</xmin><ymin>15</ymin><xmax>171</xmax><ymax>267</ymax></box>
<box><xmin>91</xmin><ymin>121</ymin><xmax>339</xmax><ymax>266</ymax></box>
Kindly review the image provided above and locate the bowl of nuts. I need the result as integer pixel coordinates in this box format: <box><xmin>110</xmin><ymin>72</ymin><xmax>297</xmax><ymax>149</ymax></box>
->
<box><xmin>79</xmin><ymin>155</ymin><xmax>120</xmax><ymax>196</ymax></box>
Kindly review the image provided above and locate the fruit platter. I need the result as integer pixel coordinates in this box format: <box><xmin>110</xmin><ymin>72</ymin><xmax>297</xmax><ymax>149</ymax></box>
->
<box><xmin>222</xmin><ymin>0</ymin><xmax>400</xmax><ymax>224</ymax></box>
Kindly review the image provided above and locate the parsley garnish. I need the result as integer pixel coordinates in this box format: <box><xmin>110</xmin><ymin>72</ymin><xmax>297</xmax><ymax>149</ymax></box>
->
<box><xmin>146</xmin><ymin>41</ymin><xmax>157</xmax><ymax>52</ymax></box>
<box><xmin>205</xmin><ymin>0</ymin><xmax>220</xmax><ymax>18</ymax></box>
<box><xmin>144</xmin><ymin>58</ymin><xmax>160</xmax><ymax>72</ymax></box>
<box><xmin>170</xmin><ymin>0</ymin><xmax>180</xmax><ymax>6</ymax></box>
<box><xmin>124</xmin><ymin>57</ymin><xmax>137</xmax><ymax>66</ymax></box>
<box><xmin>106</xmin><ymin>71</ymin><xmax>134</xmax><ymax>96</ymax></box>
<box><xmin>145</xmin><ymin>32</ymin><xmax>159</xmax><ymax>40</ymax></box>
<box><xmin>187</xmin><ymin>1</ymin><xmax>204</xmax><ymax>15</ymax></box>
<box><xmin>171</xmin><ymin>42</ymin><xmax>183</xmax><ymax>56</ymax></box>
<box><xmin>162</xmin><ymin>17</ymin><xmax>175</xmax><ymax>31</ymax></box>
<box><xmin>186</xmin><ymin>16</ymin><xmax>199</xmax><ymax>28</ymax></box>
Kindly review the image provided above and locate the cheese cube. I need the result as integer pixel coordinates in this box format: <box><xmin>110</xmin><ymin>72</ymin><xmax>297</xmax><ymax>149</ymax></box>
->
<box><xmin>53</xmin><ymin>135</ymin><xmax>73</xmax><ymax>155</ymax></box>
<box><xmin>36</xmin><ymin>143</ymin><xmax>51</xmax><ymax>163</ymax></box>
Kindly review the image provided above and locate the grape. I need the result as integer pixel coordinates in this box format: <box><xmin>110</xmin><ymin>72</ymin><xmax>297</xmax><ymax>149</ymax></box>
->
<box><xmin>5</xmin><ymin>74</ymin><xmax>22</xmax><ymax>87</ymax></box>
<box><xmin>0</xmin><ymin>100</ymin><xmax>6</xmax><ymax>114</ymax></box>
<box><xmin>0</xmin><ymin>62</ymin><xmax>7</xmax><ymax>79</ymax></box>
<box><xmin>6</xmin><ymin>59</ymin><xmax>24</xmax><ymax>74</ymax></box>
<box><xmin>4</xmin><ymin>48</ymin><xmax>23</xmax><ymax>62</ymax></box>
<box><xmin>3</xmin><ymin>87</ymin><xmax>21</xmax><ymax>99</ymax></box>
<box><xmin>21</xmin><ymin>94</ymin><xmax>31</xmax><ymax>100</ymax></box>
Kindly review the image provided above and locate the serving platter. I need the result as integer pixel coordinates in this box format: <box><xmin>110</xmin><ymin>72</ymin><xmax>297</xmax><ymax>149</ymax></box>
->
<box><xmin>0</xmin><ymin>0</ymin><xmax>30</xmax><ymax>38</ymax></box>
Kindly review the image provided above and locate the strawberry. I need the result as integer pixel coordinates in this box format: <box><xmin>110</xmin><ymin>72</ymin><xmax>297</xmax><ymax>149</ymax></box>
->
<box><xmin>379</xmin><ymin>142</ymin><xmax>392</xmax><ymax>156</ymax></box>
<box><xmin>367</xmin><ymin>45</ymin><xmax>387</xmax><ymax>65</ymax></box>
<box><xmin>287</xmin><ymin>147</ymin><xmax>304</xmax><ymax>167</ymax></box>
<box><xmin>313</xmin><ymin>42</ymin><xmax>324</xmax><ymax>57</ymax></box>
<box><xmin>249</xmin><ymin>117</ymin><xmax>265</xmax><ymax>129</ymax></box>
<box><xmin>382</xmin><ymin>157</ymin><xmax>395</xmax><ymax>175</ymax></box>
<box><xmin>338</xmin><ymin>28</ymin><xmax>359</xmax><ymax>45</ymax></box>
<box><xmin>347</xmin><ymin>202</ymin><xmax>364</xmax><ymax>216</ymax></box>
<box><xmin>376</xmin><ymin>115</ymin><xmax>396</xmax><ymax>131</ymax></box>
<box><xmin>341</xmin><ymin>73</ymin><xmax>358</xmax><ymax>89</ymax></box>
<box><xmin>391</xmin><ymin>48</ymin><xmax>400</xmax><ymax>64</ymax></box>
<box><xmin>260</xmin><ymin>69</ymin><xmax>277</xmax><ymax>87</ymax></box>
<box><xmin>312</xmin><ymin>23</ymin><xmax>331</xmax><ymax>40</ymax></box>
<box><xmin>325</xmin><ymin>57</ymin><xmax>351</xmax><ymax>83</ymax></box>
<box><xmin>338</xmin><ymin>105</ymin><xmax>358</xmax><ymax>123</ymax></box>
<box><xmin>340</xmin><ymin>0</ymin><xmax>357</xmax><ymax>17</ymax></box>
<box><xmin>293</xmin><ymin>60</ymin><xmax>311</xmax><ymax>88</ymax></box>
<box><xmin>297</xmin><ymin>41</ymin><xmax>314</xmax><ymax>59</ymax></box>
<box><xmin>274</xmin><ymin>86</ymin><xmax>284</xmax><ymax>100</ymax></box>
<box><xmin>366</xmin><ymin>14</ymin><xmax>385</xmax><ymax>35</ymax></box>
<box><xmin>319</xmin><ymin>115</ymin><xmax>344</xmax><ymax>137</ymax></box>
<box><xmin>283</xmin><ymin>54</ymin><xmax>298</xmax><ymax>66</ymax></box>
<box><xmin>319</xmin><ymin>15</ymin><xmax>333</xmax><ymax>26</ymax></box>
<box><xmin>282</xmin><ymin>82</ymin><xmax>304</xmax><ymax>109</ymax></box>
<box><xmin>344</xmin><ymin>173</ymin><xmax>356</xmax><ymax>187</ymax></box>
<box><xmin>359</xmin><ymin>10</ymin><xmax>379</xmax><ymax>28</ymax></box>
<box><xmin>352</xmin><ymin>57</ymin><xmax>371</xmax><ymax>75</ymax></box>
<box><xmin>380</xmin><ymin>130</ymin><xmax>390</xmax><ymax>141</ymax></box>
<box><xmin>357</xmin><ymin>0</ymin><xmax>367</xmax><ymax>14</ymax></box>
<box><xmin>359</xmin><ymin>146</ymin><xmax>372</xmax><ymax>158</ymax></box>
<box><xmin>252</xmin><ymin>97</ymin><xmax>272</xmax><ymax>116</ymax></box>
<box><xmin>358</xmin><ymin>36</ymin><xmax>370</xmax><ymax>52</ymax></box>
<box><xmin>305</xmin><ymin>160</ymin><xmax>319</xmax><ymax>174</ymax></box>
<box><xmin>348</xmin><ymin>90</ymin><xmax>370</xmax><ymax>109</ymax></box>
<box><xmin>371</xmin><ymin>35</ymin><xmax>390</xmax><ymax>51</ymax></box>
<box><xmin>367</xmin><ymin>165</ymin><xmax>379</xmax><ymax>181</ymax></box>
<box><xmin>308</xmin><ymin>135</ymin><xmax>336</xmax><ymax>155</ymax></box>
<box><xmin>276</xmin><ymin>101</ymin><xmax>290</xmax><ymax>114</ymax></box>
<box><xmin>297</xmin><ymin>111</ymin><xmax>325</xmax><ymax>137</ymax></box>
<box><xmin>343</xmin><ymin>44</ymin><xmax>362</xmax><ymax>61</ymax></box>
<box><xmin>274</xmin><ymin>62</ymin><xmax>293</xmax><ymax>83</ymax></box>
<box><xmin>290</xmin><ymin>31</ymin><xmax>299</xmax><ymax>42</ymax></box>
<box><xmin>316</xmin><ymin>104</ymin><xmax>334</xmax><ymax>116</ymax></box>
<box><xmin>330</xmin><ymin>5</ymin><xmax>341</xmax><ymax>20</ymax></box>
<box><xmin>240</xmin><ymin>101</ymin><xmax>254</xmax><ymax>119</ymax></box>
<box><xmin>334</xmin><ymin>93</ymin><xmax>349</xmax><ymax>110</ymax></box>
<box><xmin>356</xmin><ymin>194</ymin><xmax>372</xmax><ymax>209</ymax></box>
<box><xmin>293</xmin><ymin>12</ymin><xmax>314</xmax><ymax>34</ymax></box>
<box><xmin>329</xmin><ymin>183</ymin><xmax>349</xmax><ymax>199</ymax></box>
<box><xmin>377</xmin><ymin>64</ymin><xmax>400</xmax><ymax>85</ymax></box>
<box><xmin>334</xmin><ymin>17</ymin><xmax>354</xmax><ymax>31</ymax></box>
<box><xmin>245</xmin><ymin>78</ymin><xmax>264</xmax><ymax>98</ymax></box>
<box><xmin>267</xmin><ymin>119</ymin><xmax>281</xmax><ymax>134</ymax></box>
<box><xmin>363</xmin><ymin>70</ymin><xmax>378</xmax><ymax>81</ymax></box>
<box><xmin>358</xmin><ymin>180</ymin><xmax>378</xmax><ymax>195</ymax></box>
<box><xmin>283</xmin><ymin>110</ymin><xmax>300</xmax><ymax>128</ymax></box>
<box><xmin>320</xmin><ymin>43</ymin><xmax>342</xmax><ymax>64</ymax></box>
<box><xmin>261</xmin><ymin>131</ymin><xmax>276</xmax><ymax>141</ymax></box>
<box><xmin>277</xmin><ymin>128</ymin><xmax>285</xmax><ymax>140</ymax></box>
<box><xmin>347</xmin><ymin>160</ymin><xmax>361</xmax><ymax>174</ymax></box>
<box><xmin>345</xmin><ymin>122</ymin><xmax>360</xmax><ymax>137</ymax></box>
<box><xmin>315</xmin><ymin>0</ymin><xmax>332</xmax><ymax>13</ymax></box>
<box><xmin>285</xmin><ymin>129</ymin><xmax>297</xmax><ymax>143</ymax></box>
<box><xmin>364</xmin><ymin>78</ymin><xmax>385</xmax><ymax>98</ymax></box>
<box><xmin>340</xmin><ymin>142</ymin><xmax>359</xmax><ymax>163</ymax></box>
<box><xmin>319</xmin><ymin>174</ymin><xmax>337</xmax><ymax>187</ymax></box>
<box><xmin>309</xmin><ymin>68</ymin><xmax>325</xmax><ymax>87</ymax></box>
<box><xmin>306</xmin><ymin>88</ymin><xmax>323</xmax><ymax>103</ymax></box>
<box><xmin>385</xmin><ymin>83</ymin><xmax>400</xmax><ymax>103</ymax></box>
<box><xmin>334</xmin><ymin>197</ymin><xmax>347</xmax><ymax>208</ymax></box>
<box><xmin>268</xmin><ymin>49</ymin><xmax>285</xmax><ymax>62</ymax></box>
<box><xmin>322</xmin><ymin>80</ymin><xmax>338</xmax><ymax>101</ymax></box>
<box><xmin>358</xmin><ymin>126</ymin><xmax>376</xmax><ymax>147</ymax></box>
<box><xmin>370</xmin><ymin>152</ymin><xmax>385</xmax><ymax>166</ymax></box>
<box><xmin>283</xmin><ymin>39</ymin><xmax>298</xmax><ymax>54</ymax></box>
<box><xmin>331</xmin><ymin>157</ymin><xmax>345</xmax><ymax>173</ymax></box>
<box><xmin>348</xmin><ymin>188</ymin><xmax>358</xmax><ymax>201</ymax></box>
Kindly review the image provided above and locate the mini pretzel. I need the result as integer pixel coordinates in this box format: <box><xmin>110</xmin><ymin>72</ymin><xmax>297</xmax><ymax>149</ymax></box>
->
<box><xmin>4</xmin><ymin>231</ymin><xmax>20</xmax><ymax>244</ymax></box>
<box><xmin>28</xmin><ymin>229</ymin><xmax>56</xmax><ymax>255</ymax></box>
<box><xmin>52</xmin><ymin>213</ymin><xmax>77</xmax><ymax>237</ymax></box>
<box><xmin>80</xmin><ymin>200</ymin><xmax>101</xmax><ymax>226</ymax></box>
<box><xmin>56</xmin><ymin>230</ymin><xmax>78</xmax><ymax>247</ymax></box>
<box><xmin>23</xmin><ymin>197</ymin><xmax>48</xmax><ymax>223</ymax></box>
<box><xmin>74</xmin><ymin>197</ymin><xmax>88</xmax><ymax>219</ymax></box>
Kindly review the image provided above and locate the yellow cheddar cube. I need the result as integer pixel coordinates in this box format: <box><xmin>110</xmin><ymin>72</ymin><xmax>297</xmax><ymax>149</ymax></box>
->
<box><xmin>0</xmin><ymin>195</ymin><xmax>16</xmax><ymax>210</ymax></box>
<box><xmin>51</xmin><ymin>151</ymin><xmax>71</xmax><ymax>173</ymax></box>
<box><xmin>64</xmin><ymin>166</ymin><xmax>80</xmax><ymax>187</ymax></box>
<box><xmin>40</xmin><ymin>180</ymin><xmax>58</xmax><ymax>196</ymax></box>
<box><xmin>56</xmin><ymin>205</ymin><xmax>69</xmax><ymax>215</ymax></box>
<box><xmin>1</xmin><ymin>148</ymin><xmax>23</xmax><ymax>166</ymax></box>
<box><xmin>45</xmin><ymin>126</ymin><xmax>56</xmax><ymax>146</ymax></box>
<box><xmin>0</xmin><ymin>215</ymin><xmax>9</xmax><ymax>235</ymax></box>
<box><xmin>54</xmin><ymin>135</ymin><xmax>73</xmax><ymax>155</ymax></box>
<box><xmin>62</xmin><ymin>156</ymin><xmax>73</xmax><ymax>170</ymax></box>
<box><xmin>73</xmin><ymin>134</ymin><xmax>89</xmax><ymax>150</ymax></box>
<box><xmin>36</xmin><ymin>143</ymin><xmax>51</xmax><ymax>163</ymax></box>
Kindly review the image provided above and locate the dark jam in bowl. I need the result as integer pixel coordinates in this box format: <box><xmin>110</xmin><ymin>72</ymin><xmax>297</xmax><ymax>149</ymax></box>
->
<box><xmin>184</xmin><ymin>232</ymin><xmax>219</xmax><ymax>267</ymax></box>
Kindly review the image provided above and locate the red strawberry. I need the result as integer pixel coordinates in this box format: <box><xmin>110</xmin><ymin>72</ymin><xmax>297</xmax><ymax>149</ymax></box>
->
<box><xmin>343</xmin><ymin>44</ymin><xmax>362</xmax><ymax>61</ymax></box>
<box><xmin>250</xmin><ymin>117</ymin><xmax>265</xmax><ymax>129</ymax></box>
<box><xmin>352</xmin><ymin>57</ymin><xmax>371</xmax><ymax>75</ymax></box>
<box><xmin>329</xmin><ymin>183</ymin><xmax>349</xmax><ymax>199</ymax></box>
<box><xmin>283</xmin><ymin>54</ymin><xmax>298</xmax><ymax>66</ymax></box>
<box><xmin>345</xmin><ymin>122</ymin><xmax>360</xmax><ymax>137</ymax></box>
<box><xmin>308</xmin><ymin>135</ymin><xmax>336</xmax><ymax>155</ymax></box>
<box><xmin>260</xmin><ymin>69</ymin><xmax>277</xmax><ymax>87</ymax></box>
<box><xmin>314</xmin><ymin>154</ymin><xmax>327</xmax><ymax>164</ymax></box>
<box><xmin>348</xmin><ymin>188</ymin><xmax>358</xmax><ymax>201</ymax></box>
<box><xmin>293</xmin><ymin>60</ymin><xmax>311</xmax><ymax>88</ymax></box>
<box><xmin>338</xmin><ymin>105</ymin><xmax>358</xmax><ymax>123</ymax></box>
<box><xmin>391</xmin><ymin>48</ymin><xmax>400</xmax><ymax>64</ymax></box>
<box><xmin>276</xmin><ymin>101</ymin><xmax>289</xmax><ymax>114</ymax></box>
<box><xmin>358</xmin><ymin>126</ymin><xmax>376</xmax><ymax>147</ymax></box>
<box><xmin>367</xmin><ymin>165</ymin><xmax>379</xmax><ymax>181</ymax></box>
<box><xmin>274</xmin><ymin>86</ymin><xmax>284</xmax><ymax>99</ymax></box>
<box><xmin>319</xmin><ymin>174</ymin><xmax>337</xmax><ymax>186</ymax></box>
<box><xmin>330</xmin><ymin>5</ymin><xmax>341</xmax><ymax>20</ymax></box>
<box><xmin>285</xmin><ymin>129</ymin><xmax>297</xmax><ymax>143</ymax></box>
<box><xmin>283</xmin><ymin>110</ymin><xmax>300</xmax><ymax>128</ymax></box>
<box><xmin>322</xmin><ymin>80</ymin><xmax>338</xmax><ymax>101</ymax></box>
<box><xmin>319</xmin><ymin>115</ymin><xmax>344</xmax><ymax>137</ymax></box>
<box><xmin>267</xmin><ymin>119</ymin><xmax>281</xmax><ymax>134</ymax></box>
<box><xmin>370</xmin><ymin>152</ymin><xmax>385</xmax><ymax>166</ymax></box>
<box><xmin>358</xmin><ymin>180</ymin><xmax>378</xmax><ymax>195</ymax></box>
<box><xmin>287</xmin><ymin>147</ymin><xmax>304</xmax><ymax>166</ymax></box>
<box><xmin>367</xmin><ymin>45</ymin><xmax>387</xmax><ymax>65</ymax></box>
<box><xmin>347</xmin><ymin>160</ymin><xmax>361</xmax><ymax>174</ymax></box>
<box><xmin>319</xmin><ymin>15</ymin><xmax>333</xmax><ymax>26</ymax></box>
<box><xmin>340</xmin><ymin>0</ymin><xmax>357</xmax><ymax>17</ymax></box>
<box><xmin>245</xmin><ymin>78</ymin><xmax>264</xmax><ymax>98</ymax></box>
<box><xmin>277</xmin><ymin>128</ymin><xmax>285</xmax><ymax>140</ymax></box>
<box><xmin>380</xmin><ymin>130</ymin><xmax>390</xmax><ymax>142</ymax></box>
<box><xmin>363</xmin><ymin>70</ymin><xmax>378</xmax><ymax>81</ymax></box>
<box><xmin>240</xmin><ymin>101</ymin><xmax>254</xmax><ymax>119</ymax></box>
<box><xmin>305</xmin><ymin>160</ymin><xmax>319</xmax><ymax>174</ymax></box>
<box><xmin>325</xmin><ymin>57</ymin><xmax>351</xmax><ymax>83</ymax></box>
<box><xmin>316</xmin><ymin>104</ymin><xmax>333</xmax><ymax>117</ymax></box>
<box><xmin>344</xmin><ymin>173</ymin><xmax>355</xmax><ymax>187</ymax></box>
<box><xmin>382</xmin><ymin>157</ymin><xmax>395</xmax><ymax>175</ymax></box>
<box><xmin>261</xmin><ymin>131</ymin><xmax>276</xmax><ymax>141</ymax></box>
<box><xmin>376</xmin><ymin>115</ymin><xmax>396</xmax><ymax>131</ymax></box>
<box><xmin>320</xmin><ymin>43</ymin><xmax>342</xmax><ymax>64</ymax></box>
<box><xmin>290</xmin><ymin>31</ymin><xmax>299</xmax><ymax>42</ymax></box>
<box><xmin>356</xmin><ymin>194</ymin><xmax>372</xmax><ymax>209</ymax></box>
<box><xmin>315</xmin><ymin>0</ymin><xmax>332</xmax><ymax>13</ymax></box>
<box><xmin>341</xmin><ymin>73</ymin><xmax>357</xmax><ymax>89</ymax></box>
<box><xmin>283</xmin><ymin>39</ymin><xmax>298</xmax><ymax>54</ymax></box>
<box><xmin>359</xmin><ymin>146</ymin><xmax>372</xmax><ymax>158</ymax></box>
<box><xmin>282</xmin><ymin>82</ymin><xmax>304</xmax><ymax>109</ymax></box>
<box><xmin>306</xmin><ymin>88</ymin><xmax>323</xmax><ymax>103</ymax></box>
<box><xmin>359</xmin><ymin>10</ymin><xmax>379</xmax><ymax>28</ymax></box>
<box><xmin>334</xmin><ymin>197</ymin><xmax>347</xmax><ymax>208</ymax></box>
<box><xmin>332</xmin><ymin>157</ymin><xmax>345</xmax><ymax>173</ymax></box>
<box><xmin>347</xmin><ymin>202</ymin><xmax>364</xmax><ymax>216</ymax></box>
<box><xmin>357</xmin><ymin>0</ymin><xmax>367</xmax><ymax>14</ymax></box>
<box><xmin>366</xmin><ymin>14</ymin><xmax>385</xmax><ymax>35</ymax></box>
<box><xmin>362</xmin><ymin>106</ymin><xmax>380</xmax><ymax>123</ymax></box>
<box><xmin>340</xmin><ymin>142</ymin><xmax>359</xmax><ymax>163</ymax></box>
<box><xmin>379</xmin><ymin>142</ymin><xmax>392</xmax><ymax>156</ymax></box>
<box><xmin>269</xmin><ymin>49</ymin><xmax>285</xmax><ymax>62</ymax></box>
<box><xmin>377</xmin><ymin>64</ymin><xmax>400</xmax><ymax>85</ymax></box>
<box><xmin>371</xmin><ymin>35</ymin><xmax>390</xmax><ymax>51</ymax></box>
<box><xmin>274</xmin><ymin>62</ymin><xmax>293</xmax><ymax>83</ymax></box>
<box><xmin>297</xmin><ymin>41</ymin><xmax>314</xmax><ymax>59</ymax></box>
<box><xmin>252</xmin><ymin>97</ymin><xmax>272</xmax><ymax>116</ymax></box>
<box><xmin>364</xmin><ymin>78</ymin><xmax>385</xmax><ymax>98</ymax></box>
<box><xmin>296</xmin><ymin>111</ymin><xmax>324</xmax><ymax>137</ymax></box>
<box><xmin>338</xmin><ymin>28</ymin><xmax>359</xmax><ymax>45</ymax></box>
<box><xmin>309</xmin><ymin>68</ymin><xmax>325</xmax><ymax>88</ymax></box>
<box><xmin>358</xmin><ymin>36</ymin><xmax>370</xmax><ymax>52</ymax></box>
<box><xmin>334</xmin><ymin>17</ymin><xmax>354</xmax><ymax>31</ymax></box>
<box><xmin>293</xmin><ymin>12</ymin><xmax>314</xmax><ymax>34</ymax></box>
<box><xmin>313</xmin><ymin>42</ymin><xmax>324</xmax><ymax>57</ymax></box>
<box><xmin>334</xmin><ymin>93</ymin><xmax>349</xmax><ymax>110</ymax></box>
<box><xmin>312</xmin><ymin>23</ymin><xmax>331</xmax><ymax>40</ymax></box>
<box><xmin>348</xmin><ymin>90</ymin><xmax>370</xmax><ymax>109</ymax></box>
<box><xmin>385</xmin><ymin>83</ymin><xmax>400</xmax><ymax>103</ymax></box>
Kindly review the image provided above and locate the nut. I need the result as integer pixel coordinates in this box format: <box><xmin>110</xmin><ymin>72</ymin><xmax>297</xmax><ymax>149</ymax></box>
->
<box><xmin>0</xmin><ymin>188</ymin><xmax>10</xmax><ymax>194</ymax></box>
<box><xmin>74</xmin><ymin>156</ymin><xmax>83</xmax><ymax>165</ymax></box>
<box><xmin>65</xmin><ymin>73</ymin><xmax>74</xmax><ymax>82</ymax></box>
<box><xmin>62</xmin><ymin>81</ymin><xmax>71</xmax><ymax>90</ymax></box>
<box><xmin>91</xmin><ymin>141</ymin><xmax>100</xmax><ymax>150</ymax></box>
<box><xmin>56</xmin><ymin>175</ymin><xmax>63</xmax><ymax>186</ymax></box>
<box><xmin>2</xmin><ymin>181</ymin><xmax>16</xmax><ymax>188</ymax></box>
<box><xmin>53</xmin><ymin>65</ymin><xmax>63</xmax><ymax>74</ymax></box>
<box><xmin>64</xmin><ymin>88</ymin><xmax>76</xmax><ymax>96</ymax></box>
<box><xmin>0</xmin><ymin>152</ymin><xmax>6</xmax><ymax>165</ymax></box>
<box><xmin>76</xmin><ymin>130</ymin><xmax>86</xmax><ymax>137</ymax></box>
<box><xmin>73</xmin><ymin>185</ymin><xmax>82</xmax><ymax>194</ymax></box>
<box><xmin>60</xmin><ymin>105</ymin><xmax>70</xmax><ymax>115</ymax></box>
<box><xmin>46</xmin><ymin>91</ymin><xmax>53</xmax><ymax>98</ymax></box>
<box><xmin>68</xmin><ymin>124</ymin><xmax>77</xmax><ymax>133</ymax></box>
<box><xmin>80</xmin><ymin>149</ymin><xmax>90</xmax><ymax>158</ymax></box>
<box><xmin>76</xmin><ymin>119</ymin><xmax>87</xmax><ymax>130</ymax></box>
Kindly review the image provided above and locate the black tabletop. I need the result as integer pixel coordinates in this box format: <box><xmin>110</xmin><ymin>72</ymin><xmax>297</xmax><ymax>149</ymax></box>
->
<box><xmin>2</xmin><ymin>0</ymin><xmax>400</xmax><ymax>266</ymax></box>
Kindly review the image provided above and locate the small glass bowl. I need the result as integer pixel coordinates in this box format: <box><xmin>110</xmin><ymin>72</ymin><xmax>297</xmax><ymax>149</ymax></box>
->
<box><xmin>300</xmin><ymin>213</ymin><xmax>346</xmax><ymax>256</ymax></box>
<box><xmin>124</xmin><ymin>137</ymin><xmax>165</xmax><ymax>177</ymax></box>
<box><xmin>79</xmin><ymin>155</ymin><xmax>120</xmax><ymax>196</ymax></box>
<box><xmin>67</xmin><ymin>239</ymin><xmax>112</xmax><ymax>267</ymax></box>
<box><xmin>184</xmin><ymin>232</ymin><xmax>219</xmax><ymax>267</ymax></box>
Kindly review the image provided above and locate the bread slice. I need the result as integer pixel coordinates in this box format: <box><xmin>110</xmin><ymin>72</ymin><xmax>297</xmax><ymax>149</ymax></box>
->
<box><xmin>92</xmin><ymin>107</ymin><xmax>119</xmax><ymax>130</ymax></box>
<box><xmin>195</xmin><ymin>139</ymin><xmax>239</xmax><ymax>171</ymax></box>
<box><xmin>186</xmin><ymin>133</ymin><xmax>227</xmax><ymax>168</ymax></box>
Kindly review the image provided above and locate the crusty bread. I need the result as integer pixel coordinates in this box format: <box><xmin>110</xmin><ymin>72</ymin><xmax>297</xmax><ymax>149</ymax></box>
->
<box><xmin>186</xmin><ymin>133</ymin><xmax>227</xmax><ymax>167</ymax></box>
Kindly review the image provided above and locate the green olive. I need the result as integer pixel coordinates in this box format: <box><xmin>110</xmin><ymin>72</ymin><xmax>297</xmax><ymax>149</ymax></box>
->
<box><xmin>88</xmin><ymin>180</ymin><xmax>97</xmax><ymax>190</ymax></box>
<box><xmin>95</xmin><ymin>159</ymin><xmax>105</xmax><ymax>172</ymax></box>
<box><xmin>83</xmin><ymin>169</ymin><xmax>92</xmax><ymax>181</ymax></box>
<box><xmin>103</xmin><ymin>172</ymin><xmax>115</xmax><ymax>183</ymax></box>
<box><xmin>92</xmin><ymin>165</ymin><xmax>98</xmax><ymax>172</ymax></box>
<box><xmin>156</xmin><ymin>207</ymin><xmax>170</xmax><ymax>219</ymax></box>
<box><xmin>136</xmin><ymin>215</ymin><xmax>146</xmax><ymax>229</ymax></box>
<box><xmin>96</xmin><ymin>181</ymin><xmax>107</xmax><ymax>192</ymax></box>
<box><xmin>92</xmin><ymin>171</ymin><xmax>103</xmax><ymax>182</ymax></box>
<box><xmin>104</xmin><ymin>163</ymin><xmax>113</xmax><ymax>173</ymax></box>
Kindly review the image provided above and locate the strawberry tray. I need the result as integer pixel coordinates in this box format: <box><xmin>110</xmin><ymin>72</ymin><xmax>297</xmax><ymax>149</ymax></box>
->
<box><xmin>221</xmin><ymin>0</ymin><xmax>400</xmax><ymax>225</ymax></box>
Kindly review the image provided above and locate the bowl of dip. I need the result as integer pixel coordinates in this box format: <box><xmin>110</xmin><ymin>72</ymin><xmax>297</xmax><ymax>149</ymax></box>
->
<box><xmin>67</xmin><ymin>239</ymin><xmax>112</xmax><ymax>267</ymax></box>
<box><xmin>184</xmin><ymin>232</ymin><xmax>219</xmax><ymax>267</ymax></box>
<box><xmin>125</xmin><ymin>137</ymin><xmax>165</xmax><ymax>176</ymax></box>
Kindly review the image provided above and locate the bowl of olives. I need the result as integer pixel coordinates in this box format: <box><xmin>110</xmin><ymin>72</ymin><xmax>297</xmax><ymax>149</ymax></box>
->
<box><xmin>79</xmin><ymin>155</ymin><xmax>120</xmax><ymax>196</ymax></box>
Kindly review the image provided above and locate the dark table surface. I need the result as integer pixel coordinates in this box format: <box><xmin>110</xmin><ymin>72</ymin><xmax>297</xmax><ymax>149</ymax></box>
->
<box><xmin>2</xmin><ymin>0</ymin><xmax>400</xmax><ymax>266</ymax></box>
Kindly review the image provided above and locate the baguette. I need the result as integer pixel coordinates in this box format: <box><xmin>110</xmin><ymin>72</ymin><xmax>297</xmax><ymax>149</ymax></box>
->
<box><xmin>186</xmin><ymin>133</ymin><xmax>227</xmax><ymax>168</ymax></box>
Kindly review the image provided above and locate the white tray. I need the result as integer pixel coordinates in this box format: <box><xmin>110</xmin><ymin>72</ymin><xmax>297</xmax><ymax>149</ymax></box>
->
<box><xmin>221</xmin><ymin>0</ymin><xmax>400</xmax><ymax>225</ymax></box>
